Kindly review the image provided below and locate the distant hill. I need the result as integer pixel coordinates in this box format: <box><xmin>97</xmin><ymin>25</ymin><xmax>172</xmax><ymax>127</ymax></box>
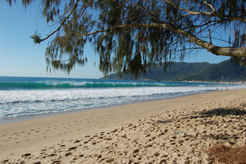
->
<box><xmin>102</xmin><ymin>60</ymin><xmax>246</xmax><ymax>82</ymax></box>
<box><xmin>180</xmin><ymin>60</ymin><xmax>246</xmax><ymax>82</ymax></box>
<box><xmin>103</xmin><ymin>62</ymin><xmax>211</xmax><ymax>81</ymax></box>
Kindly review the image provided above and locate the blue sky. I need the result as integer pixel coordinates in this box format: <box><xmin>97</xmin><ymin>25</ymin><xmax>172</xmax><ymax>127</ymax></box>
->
<box><xmin>0</xmin><ymin>1</ymin><xmax>230</xmax><ymax>79</ymax></box>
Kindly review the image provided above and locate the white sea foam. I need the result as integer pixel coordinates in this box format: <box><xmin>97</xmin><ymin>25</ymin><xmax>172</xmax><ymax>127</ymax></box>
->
<box><xmin>0</xmin><ymin>84</ymin><xmax>246</xmax><ymax>119</ymax></box>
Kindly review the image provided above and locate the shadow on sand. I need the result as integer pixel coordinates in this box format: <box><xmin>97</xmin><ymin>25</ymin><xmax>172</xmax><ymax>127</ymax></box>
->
<box><xmin>157</xmin><ymin>106</ymin><xmax>246</xmax><ymax>124</ymax></box>
<box><xmin>157</xmin><ymin>106</ymin><xmax>246</xmax><ymax>139</ymax></box>
<box><xmin>157</xmin><ymin>106</ymin><xmax>246</xmax><ymax>163</ymax></box>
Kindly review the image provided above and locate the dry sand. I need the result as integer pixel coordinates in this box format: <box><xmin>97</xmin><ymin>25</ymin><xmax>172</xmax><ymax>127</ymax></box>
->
<box><xmin>0</xmin><ymin>89</ymin><xmax>246</xmax><ymax>163</ymax></box>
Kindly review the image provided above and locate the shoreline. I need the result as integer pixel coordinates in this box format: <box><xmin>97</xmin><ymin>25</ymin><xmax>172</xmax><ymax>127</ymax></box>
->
<box><xmin>1</xmin><ymin>89</ymin><xmax>245</xmax><ymax>163</ymax></box>
<box><xmin>0</xmin><ymin>90</ymin><xmax>212</xmax><ymax>125</ymax></box>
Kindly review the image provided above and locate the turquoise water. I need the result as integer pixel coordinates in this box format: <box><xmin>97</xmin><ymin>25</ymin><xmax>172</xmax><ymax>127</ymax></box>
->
<box><xmin>0</xmin><ymin>76</ymin><xmax>245</xmax><ymax>120</ymax></box>
<box><xmin>0</xmin><ymin>76</ymin><xmax>204</xmax><ymax>90</ymax></box>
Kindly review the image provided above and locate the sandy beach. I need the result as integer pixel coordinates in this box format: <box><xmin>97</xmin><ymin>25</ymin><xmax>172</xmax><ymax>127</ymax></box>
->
<box><xmin>0</xmin><ymin>89</ymin><xmax>246</xmax><ymax>163</ymax></box>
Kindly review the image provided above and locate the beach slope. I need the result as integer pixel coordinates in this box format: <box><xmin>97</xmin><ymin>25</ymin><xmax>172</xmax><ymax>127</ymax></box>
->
<box><xmin>1</xmin><ymin>89</ymin><xmax>246</xmax><ymax>163</ymax></box>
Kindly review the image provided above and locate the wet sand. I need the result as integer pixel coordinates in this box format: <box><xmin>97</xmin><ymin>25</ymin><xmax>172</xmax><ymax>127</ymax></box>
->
<box><xmin>0</xmin><ymin>89</ymin><xmax>246</xmax><ymax>163</ymax></box>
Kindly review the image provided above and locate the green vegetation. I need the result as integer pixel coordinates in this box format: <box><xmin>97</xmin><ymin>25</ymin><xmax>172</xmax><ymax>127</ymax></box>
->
<box><xmin>104</xmin><ymin>60</ymin><xmax>246</xmax><ymax>82</ymax></box>
<box><xmin>6</xmin><ymin>0</ymin><xmax>246</xmax><ymax>78</ymax></box>
<box><xmin>181</xmin><ymin>60</ymin><xmax>246</xmax><ymax>82</ymax></box>
<box><xmin>103</xmin><ymin>62</ymin><xmax>211</xmax><ymax>81</ymax></box>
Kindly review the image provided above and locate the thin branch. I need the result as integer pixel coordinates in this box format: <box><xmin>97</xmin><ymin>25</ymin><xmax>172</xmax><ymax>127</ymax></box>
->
<box><xmin>164</xmin><ymin>0</ymin><xmax>214</xmax><ymax>16</ymax></box>
<box><xmin>164</xmin><ymin>0</ymin><xmax>246</xmax><ymax>23</ymax></box>
<box><xmin>170</xmin><ymin>47</ymin><xmax>203</xmax><ymax>52</ymax></box>
<box><xmin>202</xmin><ymin>0</ymin><xmax>216</xmax><ymax>12</ymax></box>
<box><xmin>99</xmin><ymin>31</ymin><xmax>114</xmax><ymax>45</ymax></box>
<box><xmin>209</xmin><ymin>29</ymin><xmax>212</xmax><ymax>43</ymax></box>
<box><xmin>131</xmin><ymin>4</ymin><xmax>161</xmax><ymax>22</ymax></box>
<box><xmin>39</xmin><ymin>0</ymin><xmax>80</xmax><ymax>42</ymax></box>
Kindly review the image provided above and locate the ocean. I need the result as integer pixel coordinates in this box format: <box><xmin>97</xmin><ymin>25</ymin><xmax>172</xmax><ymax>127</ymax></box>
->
<box><xmin>0</xmin><ymin>76</ymin><xmax>245</xmax><ymax>122</ymax></box>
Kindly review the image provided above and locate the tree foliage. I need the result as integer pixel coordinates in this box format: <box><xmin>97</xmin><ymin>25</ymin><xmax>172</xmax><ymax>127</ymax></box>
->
<box><xmin>5</xmin><ymin>0</ymin><xmax>246</xmax><ymax>77</ymax></box>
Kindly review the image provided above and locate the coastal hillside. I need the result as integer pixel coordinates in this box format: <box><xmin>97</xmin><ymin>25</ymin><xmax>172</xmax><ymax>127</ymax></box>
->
<box><xmin>180</xmin><ymin>60</ymin><xmax>246</xmax><ymax>82</ymax></box>
<box><xmin>103</xmin><ymin>60</ymin><xmax>246</xmax><ymax>82</ymax></box>
<box><xmin>103</xmin><ymin>62</ymin><xmax>211</xmax><ymax>81</ymax></box>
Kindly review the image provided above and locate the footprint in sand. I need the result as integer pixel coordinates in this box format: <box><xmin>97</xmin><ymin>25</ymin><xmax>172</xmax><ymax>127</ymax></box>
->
<box><xmin>22</xmin><ymin>153</ymin><xmax>31</xmax><ymax>158</ymax></box>
<box><xmin>73</xmin><ymin>140</ymin><xmax>80</xmax><ymax>143</ymax></box>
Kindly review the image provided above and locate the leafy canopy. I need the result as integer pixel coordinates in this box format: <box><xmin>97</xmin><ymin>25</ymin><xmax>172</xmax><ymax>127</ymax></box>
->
<box><xmin>5</xmin><ymin>0</ymin><xmax>246</xmax><ymax>78</ymax></box>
